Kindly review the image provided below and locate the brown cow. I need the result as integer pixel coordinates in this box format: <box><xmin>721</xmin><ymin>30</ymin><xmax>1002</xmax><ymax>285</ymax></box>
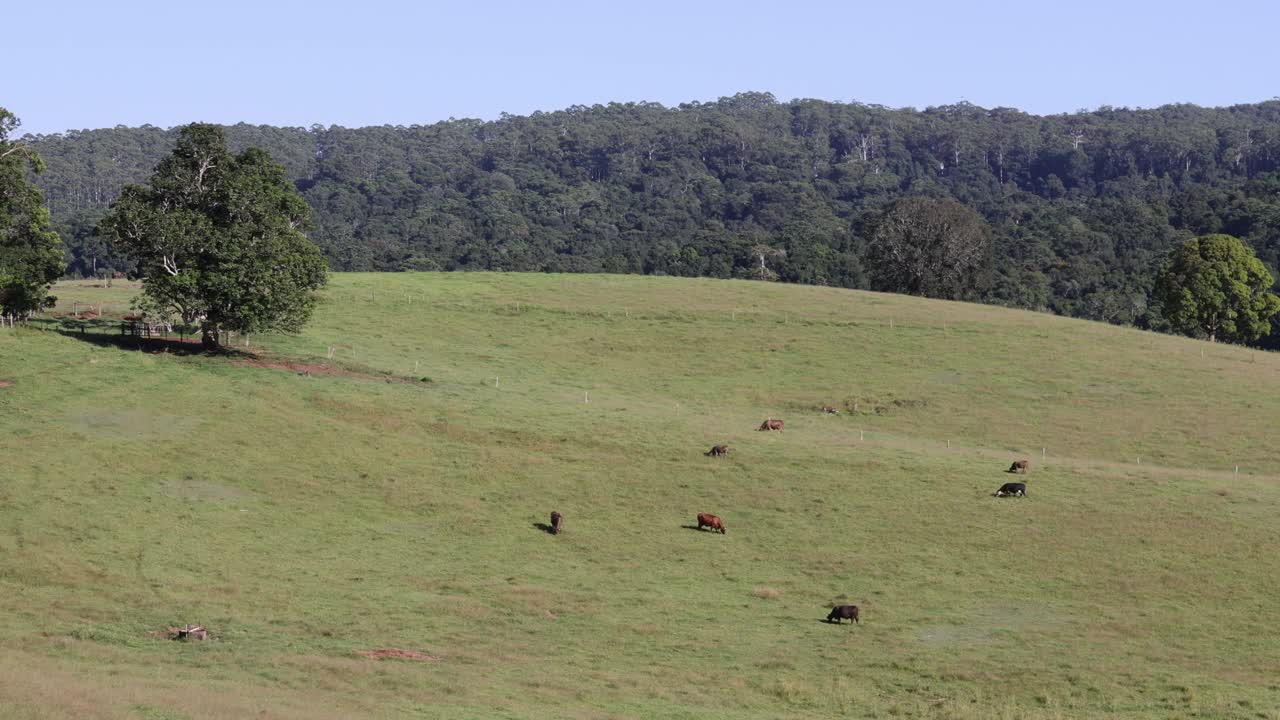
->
<box><xmin>705</xmin><ymin>444</ymin><xmax>729</xmax><ymax>457</ymax></box>
<box><xmin>822</xmin><ymin>405</ymin><xmax>840</xmax><ymax>415</ymax></box>
<box><xmin>758</xmin><ymin>418</ymin><xmax>784</xmax><ymax>432</ymax></box>
<box><xmin>1007</xmin><ymin>459</ymin><xmax>1030</xmax><ymax>474</ymax></box>
<box><xmin>696</xmin><ymin>513</ymin><xmax>726</xmax><ymax>534</ymax></box>
<box><xmin>550</xmin><ymin>511</ymin><xmax>564</xmax><ymax>534</ymax></box>
<box><xmin>826</xmin><ymin>605</ymin><xmax>860</xmax><ymax>624</ymax></box>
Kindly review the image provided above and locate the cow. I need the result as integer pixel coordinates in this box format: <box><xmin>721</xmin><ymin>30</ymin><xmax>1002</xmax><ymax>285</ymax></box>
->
<box><xmin>550</xmin><ymin>511</ymin><xmax>564</xmax><ymax>534</ymax></box>
<box><xmin>758</xmin><ymin>418</ymin><xmax>784</xmax><ymax>432</ymax></box>
<box><xmin>826</xmin><ymin>605</ymin><xmax>860</xmax><ymax>624</ymax></box>
<box><xmin>1007</xmin><ymin>459</ymin><xmax>1030</xmax><ymax>474</ymax></box>
<box><xmin>705</xmin><ymin>444</ymin><xmax>729</xmax><ymax>457</ymax></box>
<box><xmin>822</xmin><ymin>405</ymin><xmax>840</xmax><ymax>415</ymax></box>
<box><xmin>696</xmin><ymin>513</ymin><xmax>726</xmax><ymax>534</ymax></box>
<box><xmin>994</xmin><ymin>482</ymin><xmax>1026</xmax><ymax>497</ymax></box>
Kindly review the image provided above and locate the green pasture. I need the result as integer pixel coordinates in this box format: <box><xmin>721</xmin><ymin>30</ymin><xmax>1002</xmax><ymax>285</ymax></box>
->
<box><xmin>1</xmin><ymin>274</ymin><xmax>1277</xmax><ymax>719</ymax></box>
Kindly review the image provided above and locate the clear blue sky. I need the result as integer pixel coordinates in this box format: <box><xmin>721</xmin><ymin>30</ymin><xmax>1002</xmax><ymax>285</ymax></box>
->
<box><xmin>7</xmin><ymin>0</ymin><xmax>1279</xmax><ymax>136</ymax></box>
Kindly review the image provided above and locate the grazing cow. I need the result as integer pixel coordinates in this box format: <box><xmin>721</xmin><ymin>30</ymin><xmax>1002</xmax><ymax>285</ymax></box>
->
<box><xmin>550</xmin><ymin>511</ymin><xmax>564</xmax><ymax>534</ymax></box>
<box><xmin>826</xmin><ymin>605</ymin><xmax>860</xmax><ymax>624</ymax></box>
<box><xmin>758</xmin><ymin>418</ymin><xmax>784</xmax><ymax>432</ymax></box>
<box><xmin>1007</xmin><ymin>459</ymin><xmax>1030</xmax><ymax>474</ymax></box>
<box><xmin>994</xmin><ymin>482</ymin><xmax>1026</xmax><ymax>497</ymax></box>
<box><xmin>696</xmin><ymin>513</ymin><xmax>726</xmax><ymax>534</ymax></box>
<box><xmin>705</xmin><ymin>444</ymin><xmax>729</xmax><ymax>457</ymax></box>
<box><xmin>822</xmin><ymin>405</ymin><xmax>840</xmax><ymax>415</ymax></box>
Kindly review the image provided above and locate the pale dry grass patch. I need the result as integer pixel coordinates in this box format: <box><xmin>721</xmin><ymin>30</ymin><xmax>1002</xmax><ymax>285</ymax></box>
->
<box><xmin>0</xmin><ymin>651</ymin><xmax>368</xmax><ymax>720</ymax></box>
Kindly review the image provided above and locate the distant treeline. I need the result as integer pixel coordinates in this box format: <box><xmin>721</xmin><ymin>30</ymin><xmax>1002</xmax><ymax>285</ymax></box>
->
<box><xmin>26</xmin><ymin>92</ymin><xmax>1280</xmax><ymax>339</ymax></box>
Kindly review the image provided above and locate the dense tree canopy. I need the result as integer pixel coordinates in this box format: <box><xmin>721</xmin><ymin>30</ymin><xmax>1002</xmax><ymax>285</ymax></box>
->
<box><xmin>1154</xmin><ymin>234</ymin><xmax>1280</xmax><ymax>343</ymax></box>
<box><xmin>100</xmin><ymin>124</ymin><xmax>328</xmax><ymax>348</ymax></box>
<box><xmin>866</xmin><ymin>197</ymin><xmax>992</xmax><ymax>300</ymax></box>
<box><xmin>0</xmin><ymin>108</ymin><xmax>63</xmax><ymax>317</ymax></box>
<box><xmin>24</xmin><ymin>94</ymin><xmax>1280</xmax><ymax>343</ymax></box>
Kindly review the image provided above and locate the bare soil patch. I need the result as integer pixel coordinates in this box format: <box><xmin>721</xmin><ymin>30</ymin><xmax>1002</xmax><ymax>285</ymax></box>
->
<box><xmin>0</xmin><ymin>380</ymin><xmax>11</xmax><ymax>388</ymax></box>
<box><xmin>354</xmin><ymin>649</ymin><xmax>439</xmax><ymax>661</ymax></box>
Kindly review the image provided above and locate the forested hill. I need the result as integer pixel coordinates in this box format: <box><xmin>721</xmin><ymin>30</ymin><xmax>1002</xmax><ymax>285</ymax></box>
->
<box><xmin>26</xmin><ymin>93</ymin><xmax>1280</xmax><ymax>329</ymax></box>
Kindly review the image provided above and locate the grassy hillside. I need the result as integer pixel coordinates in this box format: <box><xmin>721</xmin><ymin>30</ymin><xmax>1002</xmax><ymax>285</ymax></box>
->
<box><xmin>2</xmin><ymin>274</ymin><xmax>1278</xmax><ymax>719</ymax></box>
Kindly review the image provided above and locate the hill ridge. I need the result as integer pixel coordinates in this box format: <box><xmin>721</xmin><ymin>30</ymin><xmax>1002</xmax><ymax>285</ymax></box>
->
<box><xmin>26</xmin><ymin>94</ymin><xmax>1280</xmax><ymax>349</ymax></box>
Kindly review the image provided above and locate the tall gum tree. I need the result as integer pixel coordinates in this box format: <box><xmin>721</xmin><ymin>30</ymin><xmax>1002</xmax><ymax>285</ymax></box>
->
<box><xmin>0</xmin><ymin>108</ymin><xmax>64</xmax><ymax>319</ymax></box>
<box><xmin>101</xmin><ymin>124</ymin><xmax>328</xmax><ymax>349</ymax></box>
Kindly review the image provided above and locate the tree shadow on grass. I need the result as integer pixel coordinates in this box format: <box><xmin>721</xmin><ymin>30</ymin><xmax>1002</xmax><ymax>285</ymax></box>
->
<box><xmin>28</xmin><ymin>317</ymin><xmax>246</xmax><ymax>357</ymax></box>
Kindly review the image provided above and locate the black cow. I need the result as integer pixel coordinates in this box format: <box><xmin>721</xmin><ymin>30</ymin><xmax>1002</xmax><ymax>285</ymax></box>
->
<box><xmin>550</xmin><ymin>511</ymin><xmax>564</xmax><ymax>534</ymax></box>
<box><xmin>826</xmin><ymin>605</ymin><xmax>860</xmax><ymax>624</ymax></box>
<box><xmin>994</xmin><ymin>482</ymin><xmax>1026</xmax><ymax>497</ymax></box>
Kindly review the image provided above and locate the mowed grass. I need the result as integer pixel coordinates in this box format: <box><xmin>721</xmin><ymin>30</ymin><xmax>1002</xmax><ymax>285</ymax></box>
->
<box><xmin>1</xmin><ymin>273</ymin><xmax>1278</xmax><ymax>719</ymax></box>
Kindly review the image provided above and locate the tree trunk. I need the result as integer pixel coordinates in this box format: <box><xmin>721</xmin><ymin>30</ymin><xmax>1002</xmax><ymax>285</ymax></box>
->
<box><xmin>201</xmin><ymin>322</ymin><xmax>221</xmax><ymax>350</ymax></box>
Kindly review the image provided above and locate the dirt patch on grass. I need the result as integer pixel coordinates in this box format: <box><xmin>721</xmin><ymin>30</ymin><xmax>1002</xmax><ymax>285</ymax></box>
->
<box><xmin>354</xmin><ymin>649</ymin><xmax>439</xmax><ymax>661</ymax></box>
<box><xmin>0</xmin><ymin>380</ymin><xmax>11</xmax><ymax>388</ymax></box>
<box><xmin>231</xmin><ymin>357</ymin><xmax>426</xmax><ymax>384</ymax></box>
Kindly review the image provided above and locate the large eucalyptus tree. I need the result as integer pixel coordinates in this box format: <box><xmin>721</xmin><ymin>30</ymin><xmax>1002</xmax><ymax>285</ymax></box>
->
<box><xmin>101</xmin><ymin>124</ymin><xmax>328</xmax><ymax>349</ymax></box>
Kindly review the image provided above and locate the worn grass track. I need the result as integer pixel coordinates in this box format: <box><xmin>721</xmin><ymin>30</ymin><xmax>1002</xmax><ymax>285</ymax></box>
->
<box><xmin>1</xmin><ymin>274</ymin><xmax>1278</xmax><ymax>719</ymax></box>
